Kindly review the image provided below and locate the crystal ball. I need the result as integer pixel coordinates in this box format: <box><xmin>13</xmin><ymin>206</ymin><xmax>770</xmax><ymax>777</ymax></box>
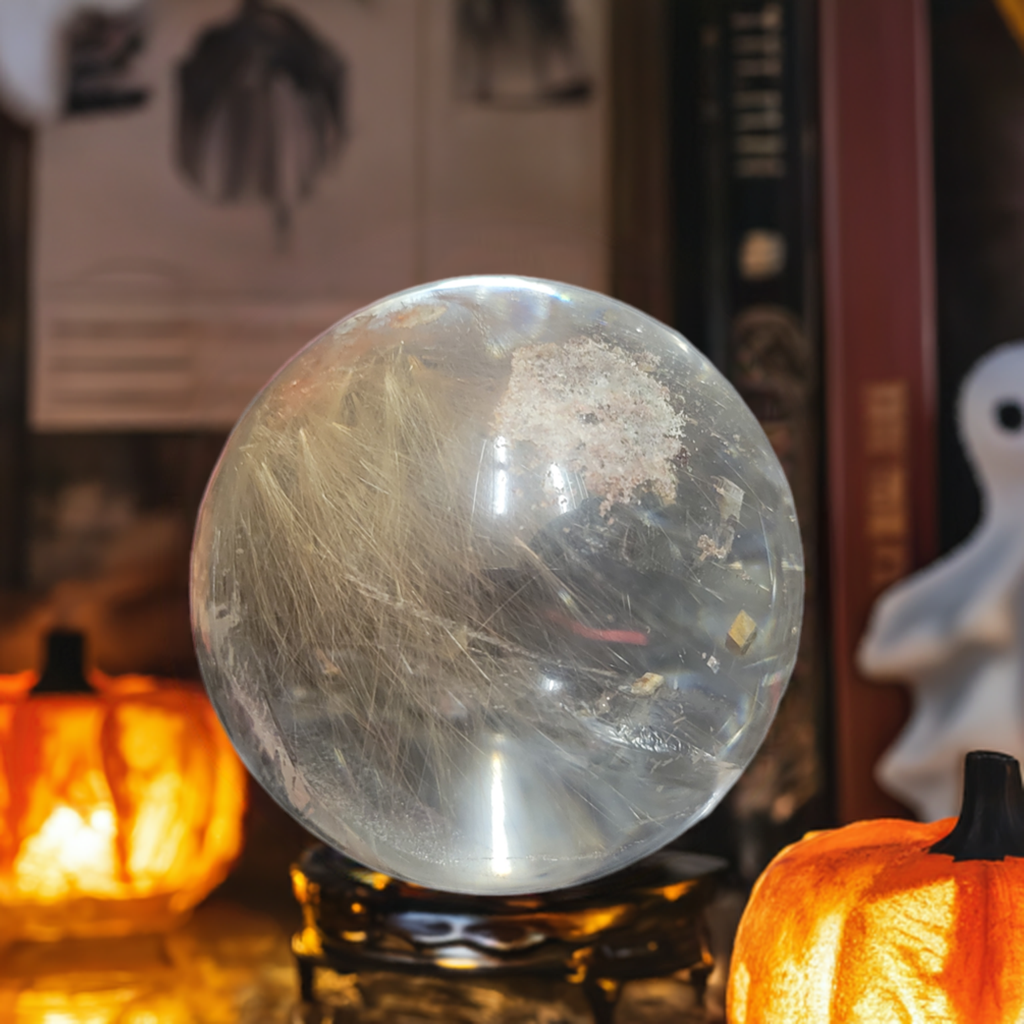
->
<box><xmin>191</xmin><ymin>276</ymin><xmax>803</xmax><ymax>895</ymax></box>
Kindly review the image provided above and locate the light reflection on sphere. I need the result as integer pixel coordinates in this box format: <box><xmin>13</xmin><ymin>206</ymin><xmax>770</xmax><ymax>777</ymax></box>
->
<box><xmin>191</xmin><ymin>276</ymin><xmax>803</xmax><ymax>895</ymax></box>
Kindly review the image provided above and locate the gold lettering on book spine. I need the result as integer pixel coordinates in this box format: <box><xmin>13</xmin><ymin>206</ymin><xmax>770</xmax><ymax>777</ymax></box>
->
<box><xmin>862</xmin><ymin>380</ymin><xmax>910</xmax><ymax>589</ymax></box>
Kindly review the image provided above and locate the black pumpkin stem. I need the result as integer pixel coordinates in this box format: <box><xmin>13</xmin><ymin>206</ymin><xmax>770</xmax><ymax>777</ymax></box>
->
<box><xmin>32</xmin><ymin>630</ymin><xmax>93</xmax><ymax>695</ymax></box>
<box><xmin>929</xmin><ymin>751</ymin><xmax>1024</xmax><ymax>861</ymax></box>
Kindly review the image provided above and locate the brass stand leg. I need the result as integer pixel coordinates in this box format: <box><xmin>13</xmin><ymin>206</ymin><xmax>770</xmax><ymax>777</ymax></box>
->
<box><xmin>297</xmin><ymin>957</ymin><xmax>316</xmax><ymax>1004</ymax></box>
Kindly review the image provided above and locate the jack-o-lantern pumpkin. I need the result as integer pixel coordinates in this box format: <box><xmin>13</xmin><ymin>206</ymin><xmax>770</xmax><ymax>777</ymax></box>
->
<box><xmin>727</xmin><ymin>750</ymin><xmax>1024</xmax><ymax>1023</ymax></box>
<box><xmin>0</xmin><ymin>631</ymin><xmax>247</xmax><ymax>942</ymax></box>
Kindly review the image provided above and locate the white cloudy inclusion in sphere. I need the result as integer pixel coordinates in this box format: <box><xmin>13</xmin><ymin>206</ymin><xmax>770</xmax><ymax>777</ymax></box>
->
<box><xmin>191</xmin><ymin>276</ymin><xmax>803</xmax><ymax>895</ymax></box>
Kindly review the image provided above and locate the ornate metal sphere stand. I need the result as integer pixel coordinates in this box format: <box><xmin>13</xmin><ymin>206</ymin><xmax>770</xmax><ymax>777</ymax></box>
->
<box><xmin>291</xmin><ymin>844</ymin><xmax>726</xmax><ymax>1023</ymax></box>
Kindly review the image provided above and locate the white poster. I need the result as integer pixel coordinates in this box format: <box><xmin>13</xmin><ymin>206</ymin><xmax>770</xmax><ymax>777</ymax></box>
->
<box><xmin>31</xmin><ymin>0</ymin><xmax>607</xmax><ymax>430</ymax></box>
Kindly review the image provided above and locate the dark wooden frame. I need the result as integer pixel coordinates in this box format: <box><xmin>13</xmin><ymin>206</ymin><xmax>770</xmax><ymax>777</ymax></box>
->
<box><xmin>0</xmin><ymin>111</ymin><xmax>30</xmax><ymax>590</ymax></box>
<box><xmin>608</xmin><ymin>0</ymin><xmax>675</xmax><ymax>325</ymax></box>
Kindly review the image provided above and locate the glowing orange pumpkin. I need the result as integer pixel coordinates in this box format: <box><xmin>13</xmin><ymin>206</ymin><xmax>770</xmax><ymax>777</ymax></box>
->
<box><xmin>0</xmin><ymin>632</ymin><xmax>247</xmax><ymax>942</ymax></box>
<box><xmin>727</xmin><ymin>751</ymin><xmax>1024</xmax><ymax>1023</ymax></box>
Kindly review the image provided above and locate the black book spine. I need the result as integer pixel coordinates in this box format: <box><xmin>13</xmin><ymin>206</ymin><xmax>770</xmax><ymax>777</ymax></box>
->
<box><xmin>690</xmin><ymin>0</ymin><xmax>829</xmax><ymax>880</ymax></box>
<box><xmin>702</xmin><ymin>0</ymin><xmax>819</xmax><ymax>370</ymax></box>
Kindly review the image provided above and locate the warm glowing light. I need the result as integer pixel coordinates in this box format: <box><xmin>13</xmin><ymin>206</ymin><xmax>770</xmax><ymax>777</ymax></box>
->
<box><xmin>490</xmin><ymin>751</ymin><xmax>511</xmax><ymax>877</ymax></box>
<box><xmin>436</xmin><ymin>955</ymin><xmax>482</xmax><ymax>970</ymax></box>
<box><xmin>847</xmin><ymin>881</ymin><xmax>957</xmax><ymax>1022</ymax></box>
<box><xmin>14</xmin><ymin>804</ymin><xmax>119</xmax><ymax>900</ymax></box>
<box><xmin>659</xmin><ymin>879</ymin><xmax>697</xmax><ymax>903</ymax></box>
<box><xmin>2</xmin><ymin>903</ymin><xmax>294</xmax><ymax>1024</ymax></box>
<box><xmin>0</xmin><ymin>675</ymin><xmax>247</xmax><ymax>942</ymax></box>
<box><xmin>727</xmin><ymin>819</ymin><xmax>1024</xmax><ymax>1023</ymax></box>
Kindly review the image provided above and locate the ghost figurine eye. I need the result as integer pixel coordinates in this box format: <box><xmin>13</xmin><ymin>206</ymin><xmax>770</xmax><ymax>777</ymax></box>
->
<box><xmin>996</xmin><ymin>400</ymin><xmax>1023</xmax><ymax>431</ymax></box>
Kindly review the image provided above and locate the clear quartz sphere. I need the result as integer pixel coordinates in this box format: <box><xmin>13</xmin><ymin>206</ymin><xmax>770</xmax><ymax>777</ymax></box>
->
<box><xmin>191</xmin><ymin>276</ymin><xmax>803</xmax><ymax>896</ymax></box>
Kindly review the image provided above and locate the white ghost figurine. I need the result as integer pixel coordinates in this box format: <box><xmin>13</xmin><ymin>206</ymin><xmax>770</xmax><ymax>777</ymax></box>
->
<box><xmin>858</xmin><ymin>343</ymin><xmax>1024</xmax><ymax>821</ymax></box>
<box><xmin>0</xmin><ymin>0</ymin><xmax>143</xmax><ymax>123</ymax></box>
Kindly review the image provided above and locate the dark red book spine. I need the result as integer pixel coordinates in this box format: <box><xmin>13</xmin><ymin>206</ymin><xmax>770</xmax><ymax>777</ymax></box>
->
<box><xmin>820</xmin><ymin>0</ymin><xmax>938</xmax><ymax>822</ymax></box>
